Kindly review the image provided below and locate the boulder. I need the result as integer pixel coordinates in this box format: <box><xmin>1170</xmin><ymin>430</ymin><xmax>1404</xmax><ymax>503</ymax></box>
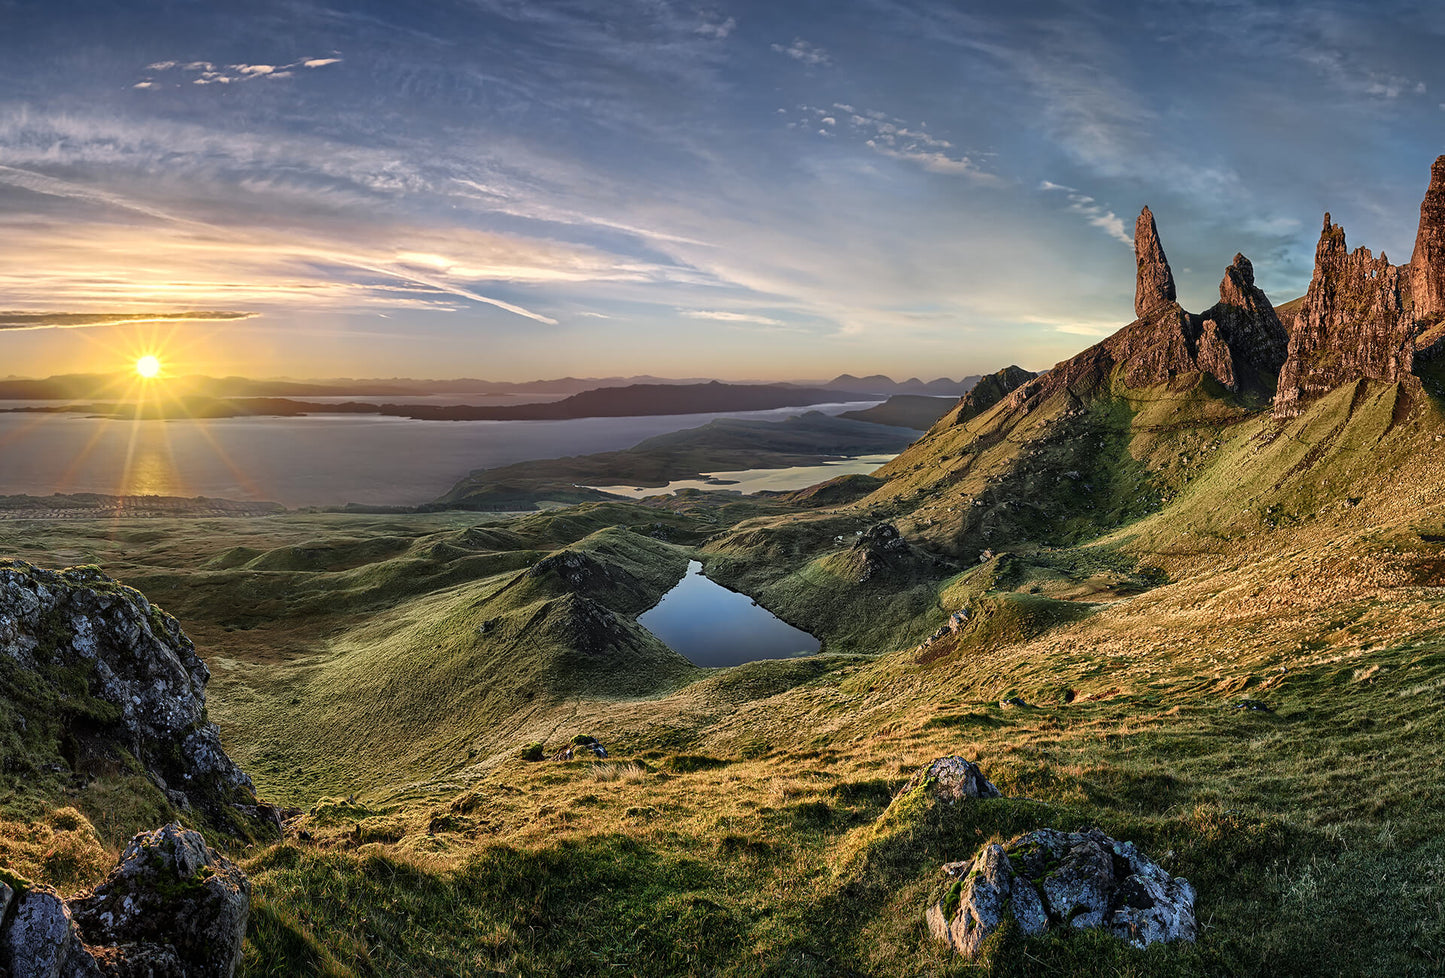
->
<box><xmin>0</xmin><ymin>561</ymin><xmax>258</xmax><ymax>827</ymax></box>
<box><xmin>1</xmin><ymin>887</ymin><xmax>101</xmax><ymax>978</ymax></box>
<box><xmin>927</xmin><ymin>827</ymin><xmax>1195</xmax><ymax>958</ymax></box>
<box><xmin>69</xmin><ymin>823</ymin><xmax>250</xmax><ymax>978</ymax></box>
<box><xmin>550</xmin><ymin>736</ymin><xmax>608</xmax><ymax>761</ymax></box>
<box><xmin>898</xmin><ymin>756</ymin><xmax>1002</xmax><ymax>803</ymax></box>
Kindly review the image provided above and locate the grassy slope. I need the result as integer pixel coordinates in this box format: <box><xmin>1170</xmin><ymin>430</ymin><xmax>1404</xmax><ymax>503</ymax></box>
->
<box><xmin>2</xmin><ymin>375</ymin><xmax>1445</xmax><ymax>975</ymax></box>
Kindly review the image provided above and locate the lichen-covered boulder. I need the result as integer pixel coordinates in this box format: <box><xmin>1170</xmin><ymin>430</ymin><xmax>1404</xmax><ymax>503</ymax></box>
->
<box><xmin>897</xmin><ymin>756</ymin><xmax>1002</xmax><ymax>804</ymax></box>
<box><xmin>0</xmin><ymin>560</ymin><xmax>257</xmax><ymax>826</ymax></box>
<box><xmin>69</xmin><ymin>823</ymin><xmax>250</xmax><ymax>978</ymax></box>
<box><xmin>0</xmin><ymin>887</ymin><xmax>101</xmax><ymax>978</ymax></box>
<box><xmin>927</xmin><ymin>828</ymin><xmax>1195</xmax><ymax>957</ymax></box>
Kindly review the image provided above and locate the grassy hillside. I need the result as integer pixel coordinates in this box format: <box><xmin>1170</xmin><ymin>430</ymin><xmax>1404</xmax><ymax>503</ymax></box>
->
<box><xmin>3</xmin><ymin>369</ymin><xmax>1445</xmax><ymax>974</ymax></box>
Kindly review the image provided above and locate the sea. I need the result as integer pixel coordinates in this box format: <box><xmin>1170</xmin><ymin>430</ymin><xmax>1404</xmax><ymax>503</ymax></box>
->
<box><xmin>0</xmin><ymin>398</ymin><xmax>886</xmax><ymax>508</ymax></box>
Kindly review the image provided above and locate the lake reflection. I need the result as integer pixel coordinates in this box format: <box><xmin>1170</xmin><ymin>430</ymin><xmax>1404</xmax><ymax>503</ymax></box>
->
<box><xmin>639</xmin><ymin>561</ymin><xmax>820</xmax><ymax>667</ymax></box>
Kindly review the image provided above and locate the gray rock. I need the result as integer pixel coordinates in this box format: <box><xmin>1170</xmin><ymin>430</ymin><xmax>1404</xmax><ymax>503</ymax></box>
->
<box><xmin>70</xmin><ymin>823</ymin><xmax>250</xmax><ymax>978</ymax></box>
<box><xmin>0</xmin><ymin>561</ymin><xmax>257</xmax><ymax>826</ymax></box>
<box><xmin>1</xmin><ymin>888</ymin><xmax>102</xmax><ymax>978</ymax></box>
<box><xmin>927</xmin><ymin>827</ymin><xmax>1196</xmax><ymax>958</ymax></box>
<box><xmin>898</xmin><ymin>756</ymin><xmax>1002</xmax><ymax>804</ymax></box>
<box><xmin>0</xmin><ymin>879</ymin><xmax>12</xmax><ymax>926</ymax></box>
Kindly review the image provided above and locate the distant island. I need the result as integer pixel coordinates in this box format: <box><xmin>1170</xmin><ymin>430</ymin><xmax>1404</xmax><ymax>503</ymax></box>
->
<box><xmin>0</xmin><ymin>371</ymin><xmax>984</xmax><ymax>402</ymax></box>
<box><xmin>3</xmin><ymin>382</ymin><xmax>893</xmax><ymax>422</ymax></box>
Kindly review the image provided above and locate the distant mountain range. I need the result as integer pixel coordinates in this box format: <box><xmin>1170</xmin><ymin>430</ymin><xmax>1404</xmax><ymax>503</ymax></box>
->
<box><xmin>0</xmin><ymin>372</ymin><xmax>983</xmax><ymax>401</ymax></box>
<box><xmin>814</xmin><ymin>374</ymin><xmax>982</xmax><ymax>395</ymax></box>
<box><xmin>4</xmin><ymin>382</ymin><xmax>891</xmax><ymax>422</ymax></box>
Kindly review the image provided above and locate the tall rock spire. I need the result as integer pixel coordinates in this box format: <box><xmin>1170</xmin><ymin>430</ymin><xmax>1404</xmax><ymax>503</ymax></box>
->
<box><xmin>1134</xmin><ymin>206</ymin><xmax>1177</xmax><ymax>319</ymax></box>
<box><xmin>1409</xmin><ymin>155</ymin><xmax>1445</xmax><ymax>321</ymax></box>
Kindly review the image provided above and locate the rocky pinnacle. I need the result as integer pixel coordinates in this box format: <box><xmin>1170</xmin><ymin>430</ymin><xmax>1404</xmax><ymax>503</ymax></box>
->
<box><xmin>1409</xmin><ymin>155</ymin><xmax>1445</xmax><ymax>322</ymax></box>
<box><xmin>1134</xmin><ymin>205</ymin><xmax>1177</xmax><ymax>319</ymax></box>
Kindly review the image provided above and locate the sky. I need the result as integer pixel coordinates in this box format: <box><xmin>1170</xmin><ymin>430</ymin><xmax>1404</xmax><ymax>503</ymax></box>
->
<box><xmin>1</xmin><ymin>0</ymin><xmax>1444</xmax><ymax>382</ymax></box>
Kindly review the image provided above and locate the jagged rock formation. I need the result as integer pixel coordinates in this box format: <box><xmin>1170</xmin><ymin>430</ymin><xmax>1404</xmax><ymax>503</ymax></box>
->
<box><xmin>1198</xmin><ymin>253</ymin><xmax>1291</xmax><ymax>391</ymax></box>
<box><xmin>1028</xmin><ymin>210</ymin><xmax>1290</xmax><ymax>401</ymax></box>
<box><xmin>0</xmin><ymin>823</ymin><xmax>249</xmax><ymax>978</ymax></box>
<box><xmin>1273</xmin><ymin>215</ymin><xmax>1415</xmax><ymax>418</ymax></box>
<box><xmin>1135</xmin><ymin>206</ymin><xmax>1177</xmax><ymax>318</ymax></box>
<box><xmin>1409</xmin><ymin>155</ymin><xmax>1445</xmax><ymax>324</ymax></box>
<box><xmin>926</xmin><ymin>828</ymin><xmax>1196</xmax><ymax>959</ymax></box>
<box><xmin>0</xmin><ymin>561</ymin><xmax>260</xmax><ymax>828</ymax></box>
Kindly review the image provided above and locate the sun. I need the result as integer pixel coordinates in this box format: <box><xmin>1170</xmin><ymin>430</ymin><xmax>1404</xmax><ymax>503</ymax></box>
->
<box><xmin>135</xmin><ymin>355</ymin><xmax>162</xmax><ymax>379</ymax></box>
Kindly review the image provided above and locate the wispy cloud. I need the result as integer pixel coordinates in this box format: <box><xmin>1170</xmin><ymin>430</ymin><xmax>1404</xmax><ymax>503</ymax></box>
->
<box><xmin>771</xmin><ymin>38</ymin><xmax>831</xmax><ymax>67</ymax></box>
<box><xmin>0</xmin><ymin>310</ymin><xmax>254</xmax><ymax>331</ymax></box>
<box><xmin>134</xmin><ymin>55</ymin><xmax>341</xmax><ymax>88</ymax></box>
<box><xmin>789</xmin><ymin>104</ymin><xmax>996</xmax><ymax>181</ymax></box>
<box><xmin>695</xmin><ymin>16</ymin><xmax>735</xmax><ymax>40</ymax></box>
<box><xmin>1040</xmin><ymin>181</ymin><xmax>1131</xmax><ymax>246</ymax></box>
<box><xmin>681</xmin><ymin>310</ymin><xmax>785</xmax><ymax>326</ymax></box>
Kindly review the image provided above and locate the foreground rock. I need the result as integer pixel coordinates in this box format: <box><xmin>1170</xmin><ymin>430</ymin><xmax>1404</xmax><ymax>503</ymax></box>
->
<box><xmin>897</xmin><ymin>756</ymin><xmax>1001</xmax><ymax>804</ymax></box>
<box><xmin>0</xmin><ymin>823</ymin><xmax>248</xmax><ymax>978</ymax></box>
<box><xmin>927</xmin><ymin>828</ymin><xmax>1195</xmax><ymax>958</ymax></box>
<box><xmin>0</xmin><ymin>560</ymin><xmax>259</xmax><ymax>827</ymax></box>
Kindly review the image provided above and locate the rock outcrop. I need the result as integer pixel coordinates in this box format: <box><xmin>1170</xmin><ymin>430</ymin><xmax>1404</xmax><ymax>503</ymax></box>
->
<box><xmin>939</xmin><ymin>365</ymin><xmax>1038</xmax><ymax>429</ymax></box>
<box><xmin>1134</xmin><ymin>206</ymin><xmax>1177</xmax><ymax>318</ymax></box>
<box><xmin>1197</xmin><ymin>253</ymin><xmax>1291</xmax><ymax>392</ymax></box>
<box><xmin>1273</xmin><ymin>214</ymin><xmax>1415</xmax><ymax>418</ymax></box>
<box><xmin>926</xmin><ymin>828</ymin><xmax>1196</xmax><ymax>959</ymax></box>
<box><xmin>0</xmin><ymin>824</ymin><xmax>249</xmax><ymax>978</ymax></box>
<box><xmin>0</xmin><ymin>561</ymin><xmax>258</xmax><ymax>828</ymax></box>
<box><xmin>1409</xmin><ymin>155</ymin><xmax>1445</xmax><ymax>324</ymax></box>
<box><xmin>897</xmin><ymin>756</ymin><xmax>1001</xmax><ymax>803</ymax></box>
<box><xmin>1095</xmin><ymin>246</ymin><xmax>1288</xmax><ymax>396</ymax></box>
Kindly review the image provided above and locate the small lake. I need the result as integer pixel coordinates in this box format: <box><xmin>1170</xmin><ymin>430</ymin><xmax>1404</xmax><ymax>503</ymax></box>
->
<box><xmin>639</xmin><ymin>561</ymin><xmax>820</xmax><ymax>668</ymax></box>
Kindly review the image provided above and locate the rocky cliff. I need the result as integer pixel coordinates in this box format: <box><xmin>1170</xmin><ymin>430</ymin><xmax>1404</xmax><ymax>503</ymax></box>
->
<box><xmin>1273</xmin><ymin>215</ymin><xmax>1416</xmax><ymax>417</ymax></box>
<box><xmin>1409</xmin><ymin>155</ymin><xmax>1445</xmax><ymax>325</ymax></box>
<box><xmin>1272</xmin><ymin>156</ymin><xmax>1445</xmax><ymax>417</ymax></box>
<box><xmin>0</xmin><ymin>560</ymin><xmax>262</xmax><ymax>833</ymax></box>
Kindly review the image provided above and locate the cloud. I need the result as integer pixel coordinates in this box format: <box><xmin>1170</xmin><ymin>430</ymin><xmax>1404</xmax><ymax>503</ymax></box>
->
<box><xmin>135</xmin><ymin>55</ymin><xmax>341</xmax><ymax>88</ymax></box>
<box><xmin>793</xmin><ymin>104</ymin><xmax>995</xmax><ymax>181</ymax></box>
<box><xmin>1039</xmin><ymin>181</ymin><xmax>1132</xmax><ymax>246</ymax></box>
<box><xmin>681</xmin><ymin>310</ymin><xmax>785</xmax><ymax>326</ymax></box>
<box><xmin>771</xmin><ymin>39</ymin><xmax>831</xmax><ymax>67</ymax></box>
<box><xmin>695</xmin><ymin>17</ymin><xmax>735</xmax><ymax>39</ymax></box>
<box><xmin>0</xmin><ymin>311</ymin><xmax>255</xmax><ymax>331</ymax></box>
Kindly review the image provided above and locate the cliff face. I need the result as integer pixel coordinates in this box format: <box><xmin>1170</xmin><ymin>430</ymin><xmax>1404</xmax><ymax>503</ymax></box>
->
<box><xmin>1273</xmin><ymin>215</ymin><xmax>1415</xmax><ymax>418</ymax></box>
<box><xmin>1409</xmin><ymin>155</ymin><xmax>1445</xmax><ymax>324</ymax></box>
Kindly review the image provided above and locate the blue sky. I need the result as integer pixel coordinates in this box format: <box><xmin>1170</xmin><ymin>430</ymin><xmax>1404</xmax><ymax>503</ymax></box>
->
<box><xmin>0</xmin><ymin>0</ymin><xmax>1443</xmax><ymax>381</ymax></box>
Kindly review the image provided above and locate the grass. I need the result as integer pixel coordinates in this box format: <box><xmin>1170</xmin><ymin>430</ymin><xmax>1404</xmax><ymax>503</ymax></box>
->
<box><xmin>3</xmin><ymin>377</ymin><xmax>1445</xmax><ymax>974</ymax></box>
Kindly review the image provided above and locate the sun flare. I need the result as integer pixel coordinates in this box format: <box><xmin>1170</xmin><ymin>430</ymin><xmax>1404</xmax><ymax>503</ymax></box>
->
<box><xmin>135</xmin><ymin>355</ymin><xmax>162</xmax><ymax>379</ymax></box>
